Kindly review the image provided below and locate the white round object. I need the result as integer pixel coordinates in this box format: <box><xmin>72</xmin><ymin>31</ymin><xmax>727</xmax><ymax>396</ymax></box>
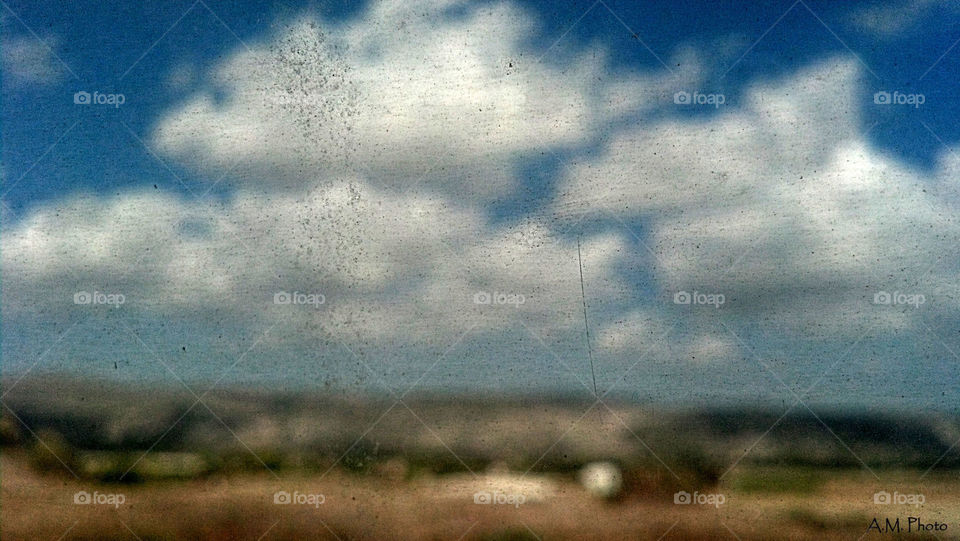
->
<box><xmin>578</xmin><ymin>461</ymin><xmax>623</xmax><ymax>498</ymax></box>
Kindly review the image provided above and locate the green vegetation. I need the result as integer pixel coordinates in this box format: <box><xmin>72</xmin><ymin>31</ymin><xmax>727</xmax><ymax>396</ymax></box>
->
<box><xmin>733</xmin><ymin>467</ymin><xmax>825</xmax><ymax>495</ymax></box>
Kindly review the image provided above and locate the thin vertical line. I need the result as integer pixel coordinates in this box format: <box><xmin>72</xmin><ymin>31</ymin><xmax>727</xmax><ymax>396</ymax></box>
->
<box><xmin>578</xmin><ymin>236</ymin><xmax>598</xmax><ymax>398</ymax></box>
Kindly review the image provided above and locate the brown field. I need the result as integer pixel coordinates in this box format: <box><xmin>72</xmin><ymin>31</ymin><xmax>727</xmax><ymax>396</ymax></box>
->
<box><xmin>3</xmin><ymin>379</ymin><xmax>958</xmax><ymax>540</ymax></box>
<box><xmin>4</xmin><ymin>447</ymin><xmax>958</xmax><ymax>540</ymax></box>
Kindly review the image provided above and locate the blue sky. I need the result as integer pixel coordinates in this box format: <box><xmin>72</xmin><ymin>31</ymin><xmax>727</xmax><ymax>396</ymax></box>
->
<box><xmin>3</xmin><ymin>0</ymin><xmax>960</xmax><ymax>411</ymax></box>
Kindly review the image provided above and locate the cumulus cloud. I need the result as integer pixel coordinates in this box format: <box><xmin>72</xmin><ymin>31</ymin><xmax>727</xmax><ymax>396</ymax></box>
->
<box><xmin>555</xmin><ymin>58</ymin><xmax>960</xmax><ymax>338</ymax></box>
<box><xmin>2</xmin><ymin>180</ymin><xmax>636</xmax><ymax>368</ymax></box>
<box><xmin>2</xmin><ymin>36</ymin><xmax>66</xmax><ymax>87</ymax></box>
<box><xmin>8</xmin><ymin>0</ymin><xmax>958</xmax><ymax>394</ymax></box>
<box><xmin>556</xmin><ymin>60</ymin><xmax>860</xmax><ymax>215</ymax></box>
<box><xmin>4</xmin><ymin>179</ymin><xmax>481</xmax><ymax>313</ymax></box>
<box><xmin>7</xmin><ymin>0</ymin><xmax>700</xmax><ymax>386</ymax></box>
<box><xmin>152</xmin><ymin>0</ymin><xmax>698</xmax><ymax>200</ymax></box>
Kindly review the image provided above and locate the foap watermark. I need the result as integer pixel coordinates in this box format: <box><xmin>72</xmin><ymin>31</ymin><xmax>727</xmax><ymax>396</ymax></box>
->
<box><xmin>473</xmin><ymin>290</ymin><xmax>525</xmax><ymax>306</ymax></box>
<box><xmin>674</xmin><ymin>90</ymin><xmax>725</xmax><ymax>108</ymax></box>
<box><xmin>873</xmin><ymin>90</ymin><xmax>924</xmax><ymax>108</ymax></box>
<box><xmin>874</xmin><ymin>291</ymin><xmax>925</xmax><ymax>308</ymax></box>
<box><xmin>473</xmin><ymin>491</ymin><xmax>526</xmax><ymax>508</ymax></box>
<box><xmin>674</xmin><ymin>490</ymin><xmax>725</xmax><ymax>508</ymax></box>
<box><xmin>74</xmin><ymin>90</ymin><xmax>126</xmax><ymax>108</ymax></box>
<box><xmin>74</xmin><ymin>290</ymin><xmax>125</xmax><ymax>308</ymax></box>
<box><xmin>74</xmin><ymin>490</ymin><xmax>125</xmax><ymax>508</ymax></box>
<box><xmin>274</xmin><ymin>291</ymin><xmax>325</xmax><ymax>307</ymax></box>
<box><xmin>874</xmin><ymin>490</ymin><xmax>925</xmax><ymax>506</ymax></box>
<box><xmin>273</xmin><ymin>490</ymin><xmax>325</xmax><ymax>508</ymax></box>
<box><xmin>674</xmin><ymin>290</ymin><xmax>724</xmax><ymax>308</ymax></box>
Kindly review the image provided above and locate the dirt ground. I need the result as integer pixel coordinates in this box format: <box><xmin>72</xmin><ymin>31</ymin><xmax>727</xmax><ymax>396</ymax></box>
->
<box><xmin>3</xmin><ymin>449</ymin><xmax>958</xmax><ymax>540</ymax></box>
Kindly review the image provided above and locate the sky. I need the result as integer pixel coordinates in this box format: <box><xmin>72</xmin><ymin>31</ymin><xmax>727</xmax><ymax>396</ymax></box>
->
<box><xmin>3</xmin><ymin>0</ymin><xmax>960</xmax><ymax>411</ymax></box>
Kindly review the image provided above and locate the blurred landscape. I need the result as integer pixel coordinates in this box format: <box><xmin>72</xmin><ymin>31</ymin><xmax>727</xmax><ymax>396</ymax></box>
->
<box><xmin>5</xmin><ymin>0</ymin><xmax>960</xmax><ymax>538</ymax></box>
<box><xmin>3</xmin><ymin>376</ymin><xmax>959</xmax><ymax>539</ymax></box>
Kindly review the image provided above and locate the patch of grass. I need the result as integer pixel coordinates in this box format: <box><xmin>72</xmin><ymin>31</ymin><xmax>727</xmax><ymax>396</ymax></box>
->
<box><xmin>733</xmin><ymin>467</ymin><xmax>825</xmax><ymax>495</ymax></box>
<box><xmin>341</xmin><ymin>440</ymin><xmax>380</xmax><ymax>473</ymax></box>
<box><xmin>785</xmin><ymin>507</ymin><xmax>868</xmax><ymax>531</ymax></box>
<box><xmin>405</xmin><ymin>449</ymin><xmax>487</xmax><ymax>475</ymax></box>
<box><xmin>27</xmin><ymin>429</ymin><xmax>77</xmax><ymax>475</ymax></box>
<box><xmin>476</xmin><ymin>527</ymin><xmax>541</xmax><ymax>541</ymax></box>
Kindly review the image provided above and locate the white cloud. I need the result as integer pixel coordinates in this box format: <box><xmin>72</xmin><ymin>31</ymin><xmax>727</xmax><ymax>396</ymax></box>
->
<box><xmin>556</xmin><ymin>60</ymin><xmax>860</xmax><ymax>215</ymax></box>
<box><xmin>3</xmin><ymin>179</ymin><xmax>483</xmax><ymax>314</ymax></box>
<box><xmin>595</xmin><ymin>310</ymin><xmax>735</xmax><ymax>363</ymax></box>
<box><xmin>3</xmin><ymin>179</ymin><xmax>640</xmax><ymax>353</ymax></box>
<box><xmin>555</xmin><ymin>57</ymin><xmax>960</xmax><ymax>337</ymax></box>
<box><xmin>152</xmin><ymin>0</ymin><xmax>696</xmax><ymax>201</ymax></box>
<box><xmin>848</xmin><ymin>0</ymin><xmax>956</xmax><ymax>38</ymax></box>
<box><xmin>2</xmin><ymin>36</ymin><xmax>65</xmax><ymax>87</ymax></box>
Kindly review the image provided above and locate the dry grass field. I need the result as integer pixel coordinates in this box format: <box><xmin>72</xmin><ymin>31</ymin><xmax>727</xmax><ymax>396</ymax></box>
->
<box><xmin>4</xmin><ymin>448</ymin><xmax>959</xmax><ymax>540</ymax></box>
<box><xmin>3</xmin><ymin>379</ymin><xmax>958</xmax><ymax>539</ymax></box>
